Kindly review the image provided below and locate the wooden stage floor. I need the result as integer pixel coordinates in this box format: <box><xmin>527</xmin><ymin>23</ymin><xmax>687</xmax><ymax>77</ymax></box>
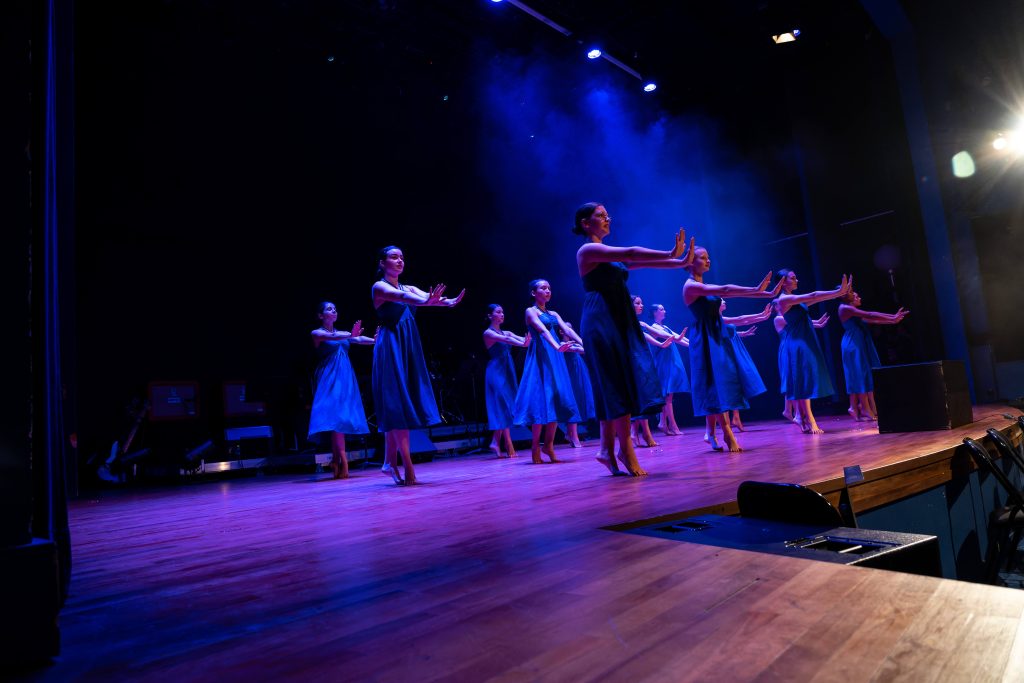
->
<box><xmin>36</xmin><ymin>405</ymin><xmax>1024</xmax><ymax>681</ymax></box>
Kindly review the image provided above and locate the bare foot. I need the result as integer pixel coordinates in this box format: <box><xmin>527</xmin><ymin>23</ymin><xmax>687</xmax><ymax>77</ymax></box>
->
<box><xmin>405</xmin><ymin>477</ymin><xmax>423</xmax><ymax>485</ymax></box>
<box><xmin>543</xmin><ymin>445</ymin><xmax>559</xmax><ymax>463</ymax></box>
<box><xmin>704</xmin><ymin>433</ymin><xmax>724</xmax><ymax>451</ymax></box>
<box><xmin>489</xmin><ymin>441</ymin><xmax>502</xmax><ymax>457</ymax></box>
<box><xmin>595</xmin><ymin>452</ymin><xmax>624</xmax><ymax>475</ymax></box>
<box><xmin>724</xmin><ymin>433</ymin><xmax>743</xmax><ymax>453</ymax></box>
<box><xmin>808</xmin><ymin>424</ymin><xmax>824</xmax><ymax>435</ymax></box>
<box><xmin>730</xmin><ymin>421</ymin><xmax>744</xmax><ymax>432</ymax></box>
<box><xmin>531</xmin><ymin>447</ymin><xmax>544</xmax><ymax>464</ymax></box>
<box><xmin>568</xmin><ymin>437</ymin><xmax>583</xmax><ymax>448</ymax></box>
<box><xmin>381</xmin><ymin>462</ymin><xmax>404</xmax><ymax>485</ymax></box>
<box><xmin>847</xmin><ymin>408</ymin><xmax>862</xmax><ymax>422</ymax></box>
<box><xmin>506</xmin><ymin>447</ymin><xmax>518</xmax><ymax>458</ymax></box>
<box><xmin>643</xmin><ymin>435</ymin><xmax>659</xmax><ymax>448</ymax></box>
<box><xmin>782</xmin><ymin>411</ymin><xmax>794</xmax><ymax>421</ymax></box>
<box><xmin>615</xmin><ymin>451</ymin><xmax>648</xmax><ymax>476</ymax></box>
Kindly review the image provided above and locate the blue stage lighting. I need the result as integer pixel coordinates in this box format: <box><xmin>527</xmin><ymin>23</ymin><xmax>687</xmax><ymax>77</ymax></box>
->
<box><xmin>643</xmin><ymin>82</ymin><xmax>657</xmax><ymax>93</ymax></box>
<box><xmin>587</xmin><ymin>49</ymin><xmax>602</xmax><ymax>60</ymax></box>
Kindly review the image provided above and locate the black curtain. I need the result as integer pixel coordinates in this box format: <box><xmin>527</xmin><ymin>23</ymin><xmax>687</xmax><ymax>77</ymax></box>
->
<box><xmin>0</xmin><ymin>0</ymin><xmax>74</xmax><ymax>668</ymax></box>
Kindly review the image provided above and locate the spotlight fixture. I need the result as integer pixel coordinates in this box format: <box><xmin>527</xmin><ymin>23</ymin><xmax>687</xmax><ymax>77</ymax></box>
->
<box><xmin>772</xmin><ymin>29</ymin><xmax>801</xmax><ymax>44</ymax></box>
<box><xmin>643</xmin><ymin>82</ymin><xmax>657</xmax><ymax>93</ymax></box>
<box><xmin>587</xmin><ymin>48</ymin><xmax>602</xmax><ymax>60</ymax></box>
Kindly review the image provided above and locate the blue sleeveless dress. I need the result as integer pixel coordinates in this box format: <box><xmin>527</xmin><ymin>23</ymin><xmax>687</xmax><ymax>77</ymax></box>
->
<box><xmin>308</xmin><ymin>338</ymin><xmax>370</xmax><ymax>436</ymax></box>
<box><xmin>484</xmin><ymin>340</ymin><xmax>518</xmax><ymax>430</ymax></box>
<box><xmin>776</xmin><ymin>320</ymin><xmax>788</xmax><ymax>395</ymax></box>
<box><xmin>372</xmin><ymin>297</ymin><xmax>440</xmax><ymax>431</ymax></box>
<box><xmin>841</xmin><ymin>316</ymin><xmax>881</xmax><ymax>393</ymax></box>
<box><xmin>724</xmin><ymin>323</ymin><xmax>766</xmax><ymax>397</ymax></box>
<box><xmin>513</xmin><ymin>310</ymin><xmax>581</xmax><ymax>426</ymax></box>
<box><xmin>649</xmin><ymin>325</ymin><xmax>690</xmax><ymax>394</ymax></box>
<box><xmin>686</xmin><ymin>288</ymin><xmax>758</xmax><ymax>416</ymax></box>
<box><xmin>564</xmin><ymin>351</ymin><xmax>596</xmax><ymax>422</ymax></box>
<box><xmin>579</xmin><ymin>262</ymin><xmax>664</xmax><ymax>420</ymax></box>
<box><xmin>780</xmin><ymin>303</ymin><xmax>835</xmax><ymax>400</ymax></box>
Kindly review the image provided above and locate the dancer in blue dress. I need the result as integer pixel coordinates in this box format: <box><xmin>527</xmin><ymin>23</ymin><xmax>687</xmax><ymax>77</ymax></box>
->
<box><xmin>558</xmin><ymin>322</ymin><xmax>595</xmax><ymax>449</ymax></box>
<box><xmin>575</xmin><ymin>202</ymin><xmax>694</xmax><ymax>476</ymax></box>
<box><xmin>683</xmin><ymin>246</ymin><xmax>782</xmax><ymax>452</ymax></box>
<box><xmin>775</xmin><ymin>268</ymin><xmax>851</xmax><ymax>434</ymax></box>
<box><xmin>308</xmin><ymin>302</ymin><xmax>377</xmax><ymax>479</ymax></box>
<box><xmin>719</xmin><ymin>299</ymin><xmax>772</xmax><ymax>432</ymax></box>
<box><xmin>372</xmin><ymin>246</ymin><xmax>465</xmax><ymax>485</ymax></box>
<box><xmin>642</xmin><ymin>303</ymin><xmax>690</xmax><ymax>436</ymax></box>
<box><xmin>512</xmin><ymin>279</ymin><xmax>581</xmax><ymax>463</ymax></box>
<box><xmin>838</xmin><ymin>289</ymin><xmax>908</xmax><ymax>421</ymax></box>
<box><xmin>483</xmin><ymin>304</ymin><xmax>531</xmax><ymax>458</ymax></box>
<box><xmin>632</xmin><ymin>295</ymin><xmax>677</xmax><ymax>448</ymax></box>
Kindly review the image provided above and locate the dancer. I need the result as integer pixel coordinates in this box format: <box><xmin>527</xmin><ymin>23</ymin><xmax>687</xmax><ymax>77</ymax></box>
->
<box><xmin>372</xmin><ymin>246</ymin><xmax>465</xmax><ymax>485</ymax></box>
<box><xmin>308</xmin><ymin>302</ymin><xmax>377</xmax><ymax>479</ymax></box>
<box><xmin>574</xmin><ymin>202</ymin><xmax>694</xmax><ymax>476</ymax></box>
<box><xmin>642</xmin><ymin>303</ymin><xmax>690</xmax><ymax>436</ymax></box>
<box><xmin>558</xmin><ymin>322</ymin><xmax>595</xmax><ymax>448</ymax></box>
<box><xmin>719</xmin><ymin>300</ymin><xmax>771</xmax><ymax>432</ymax></box>
<box><xmin>838</xmin><ymin>289</ymin><xmax>909</xmax><ymax>421</ymax></box>
<box><xmin>483</xmin><ymin>304</ymin><xmax>531</xmax><ymax>458</ymax></box>
<box><xmin>512</xmin><ymin>279</ymin><xmax>581</xmax><ymax>464</ymax></box>
<box><xmin>683</xmin><ymin>246</ymin><xmax>782</xmax><ymax>452</ymax></box>
<box><xmin>775</xmin><ymin>268</ymin><xmax>851</xmax><ymax>434</ymax></box>
<box><xmin>631</xmin><ymin>295</ymin><xmax>677</xmax><ymax>447</ymax></box>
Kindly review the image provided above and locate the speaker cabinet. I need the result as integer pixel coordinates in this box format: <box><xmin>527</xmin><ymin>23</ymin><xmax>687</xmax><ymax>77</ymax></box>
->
<box><xmin>873</xmin><ymin>360</ymin><xmax>973</xmax><ymax>433</ymax></box>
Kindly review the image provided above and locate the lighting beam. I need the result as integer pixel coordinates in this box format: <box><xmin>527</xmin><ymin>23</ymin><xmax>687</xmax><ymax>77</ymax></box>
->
<box><xmin>497</xmin><ymin>0</ymin><xmax>645</xmax><ymax>84</ymax></box>
<box><xmin>504</xmin><ymin>0</ymin><xmax>571</xmax><ymax>36</ymax></box>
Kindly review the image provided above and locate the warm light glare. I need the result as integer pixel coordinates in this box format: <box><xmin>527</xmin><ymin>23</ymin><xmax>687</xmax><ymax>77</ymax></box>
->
<box><xmin>993</xmin><ymin>135</ymin><xmax>1007</xmax><ymax>151</ymax></box>
<box><xmin>587</xmin><ymin>48</ymin><xmax>602</xmax><ymax>59</ymax></box>
<box><xmin>772</xmin><ymin>31</ymin><xmax>799</xmax><ymax>44</ymax></box>
<box><xmin>951</xmin><ymin>150</ymin><xmax>976</xmax><ymax>178</ymax></box>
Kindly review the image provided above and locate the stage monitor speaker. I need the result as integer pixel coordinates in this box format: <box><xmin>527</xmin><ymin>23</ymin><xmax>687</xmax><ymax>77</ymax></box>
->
<box><xmin>873</xmin><ymin>360</ymin><xmax>972</xmax><ymax>433</ymax></box>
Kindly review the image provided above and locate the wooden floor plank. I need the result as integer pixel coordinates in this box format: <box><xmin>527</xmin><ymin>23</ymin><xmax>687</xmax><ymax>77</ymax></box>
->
<box><xmin>32</xmin><ymin>406</ymin><xmax>1024</xmax><ymax>681</ymax></box>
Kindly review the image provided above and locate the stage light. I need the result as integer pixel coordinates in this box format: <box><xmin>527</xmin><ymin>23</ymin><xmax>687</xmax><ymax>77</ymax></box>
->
<box><xmin>772</xmin><ymin>30</ymin><xmax>800</xmax><ymax>44</ymax></box>
<box><xmin>490</xmin><ymin>0</ymin><xmax>503</xmax><ymax>3</ymax></box>
<box><xmin>643</xmin><ymin>82</ymin><xmax>657</xmax><ymax>93</ymax></box>
<box><xmin>993</xmin><ymin>135</ymin><xmax>1007</xmax><ymax>151</ymax></box>
<box><xmin>327</xmin><ymin>55</ymin><xmax>335</xmax><ymax>63</ymax></box>
<box><xmin>587</xmin><ymin>48</ymin><xmax>602</xmax><ymax>60</ymax></box>
<box><xmin>951</xmin><ymin>150</ymin><xmax>976</xmax><ymax>178</ymax></box>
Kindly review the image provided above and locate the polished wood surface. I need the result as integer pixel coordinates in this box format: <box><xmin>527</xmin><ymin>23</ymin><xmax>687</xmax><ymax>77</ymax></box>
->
<box><xmin>40</xmin><ymin>406</ymin><xmax>1024</xmax><ymax>681</ymax></box>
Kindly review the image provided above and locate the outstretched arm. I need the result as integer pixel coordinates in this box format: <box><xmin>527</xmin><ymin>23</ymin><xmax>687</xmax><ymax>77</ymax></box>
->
<box><xmin>683</xmin><ymin>272</ymin><xmax>783</xmax><ymax>305</ymax></box>
<box><xmin>643</xmin><ymin>331</ymin><xmax>674</xmax><ymax>348</ymax></box>
<box><xmin>373</xmin><ymin>281</ymin><xmax>465</xmax><ymax>308</ymax></box>
<box><xmin>722</xmin><ymin>303</ymin><xmax>774</xmax><ymax>327</ymax></box>
<box><xmin>483</xmin><ymin>328</ymin><xmax>530</xmax><ymax>347</ymax></box>
<box><xmin>526</xmin><ymin>309</ymin><xmax>573</xmax><ymax>352</ymax></box>
<box><xmin>839</xmin><ymin>303</ymin><xmax>909</xmax><ymax>325</ymax></box>
<box><xmin>777</xmin><ymin>275</ymin><xmax>852</xmax><ymax>312</ymax></box>
<box><xmin>577</xmin><ymin>229</ymin><xmax>695</xmax><ymax>274</ymax></box>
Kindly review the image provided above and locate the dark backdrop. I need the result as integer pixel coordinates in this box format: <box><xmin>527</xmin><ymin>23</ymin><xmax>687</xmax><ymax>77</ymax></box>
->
<box><xmin>73</xmin><ymin>1</ymin><xmax>950</xmax><ymax>469</ymax></box>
